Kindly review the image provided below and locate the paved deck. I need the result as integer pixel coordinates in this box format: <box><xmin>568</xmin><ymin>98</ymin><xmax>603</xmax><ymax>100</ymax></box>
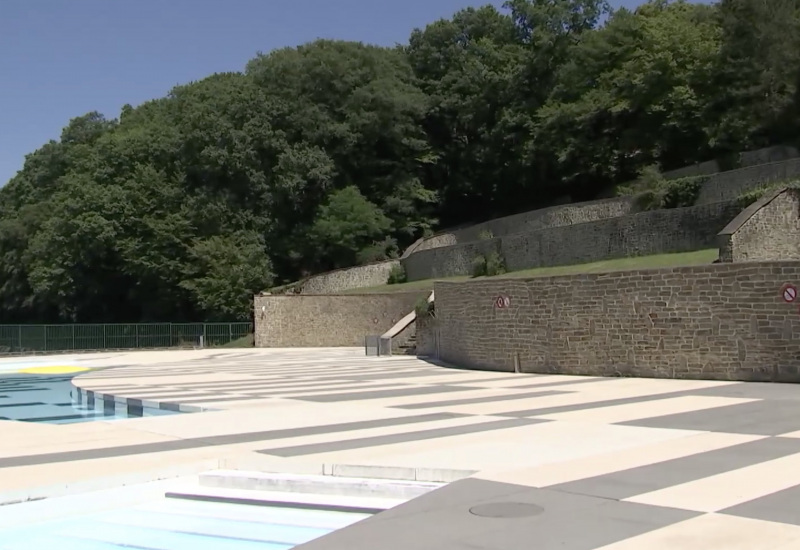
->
<box><xmin>2</xmin><ymin>348</ymin><xmax>800</xmax><ymax>548</ymax></box>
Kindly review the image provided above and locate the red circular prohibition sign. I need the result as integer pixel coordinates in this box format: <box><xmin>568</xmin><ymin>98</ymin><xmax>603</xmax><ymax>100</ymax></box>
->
<box><xmin>783</xmin><ymin>284</ymin><xmax>797</xmax><ymax>303</ymax></box>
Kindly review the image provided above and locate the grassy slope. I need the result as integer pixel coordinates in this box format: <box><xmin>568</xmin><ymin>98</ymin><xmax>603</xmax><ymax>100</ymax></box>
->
<box><xmin>344</xmin><ymin>249</ymin><xmax>719</xmax><ymax>294</ymax></box>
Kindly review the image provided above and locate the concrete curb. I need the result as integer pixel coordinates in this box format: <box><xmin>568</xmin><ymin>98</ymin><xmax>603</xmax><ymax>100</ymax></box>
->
<box><xmin>199</xmin><ymin>469</ymin><xmax>442</xmax><ymax>500</ymax></box>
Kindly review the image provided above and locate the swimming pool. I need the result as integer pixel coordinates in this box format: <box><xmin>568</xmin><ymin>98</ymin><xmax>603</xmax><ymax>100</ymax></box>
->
<box><xmin>0</xmin><ymin>373</ymin><xmax>179</xmax><ymax>424</ymax></box>
<box><xmin>0</xmin><ymin>495</ymin><xmax>370</xmax><ymax>549</ymax></box>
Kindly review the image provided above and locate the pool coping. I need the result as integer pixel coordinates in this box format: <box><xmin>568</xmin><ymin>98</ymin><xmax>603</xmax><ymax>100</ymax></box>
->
<box><xmin>71</xmin><ymin>384</ymin><xmax>213</xmax><ymax>415</ymax></box>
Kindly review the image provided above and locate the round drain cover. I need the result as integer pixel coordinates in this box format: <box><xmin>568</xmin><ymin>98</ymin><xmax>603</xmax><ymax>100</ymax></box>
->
<box><xmin>469</xmin><ymin>502</ymin><xmax>544</xmax><ymax>518</ymax></box>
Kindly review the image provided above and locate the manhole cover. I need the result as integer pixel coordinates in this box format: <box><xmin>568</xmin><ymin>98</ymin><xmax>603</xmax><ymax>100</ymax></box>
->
<box><xmin>469</xmin><ymin>502</ymin><xmax>544</xmax><ymax>518</ymax></box>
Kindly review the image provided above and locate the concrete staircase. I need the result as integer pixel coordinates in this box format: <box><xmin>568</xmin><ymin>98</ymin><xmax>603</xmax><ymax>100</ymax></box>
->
<box><xmin>397</xmin><ymin>333</ymin><xmax>417</xmax><ymax>355</ymax></box>
<box><xmin>372</xmin><ymin>290</ymin><xmax>433</xmax><ymax>357</ymax></box>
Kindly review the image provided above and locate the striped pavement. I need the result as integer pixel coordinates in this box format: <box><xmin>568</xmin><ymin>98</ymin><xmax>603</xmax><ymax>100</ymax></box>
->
<box><xmin>2</xmin><ymin>348</ymin><xmax>800</xmax><ymax>548</ymax></box>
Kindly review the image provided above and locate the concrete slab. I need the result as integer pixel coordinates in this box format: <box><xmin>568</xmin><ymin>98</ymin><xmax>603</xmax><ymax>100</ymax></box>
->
<box><xmin>2</xmin><ymin>348</ymin><xmax>800</xmax><ymax>548</ymax></box>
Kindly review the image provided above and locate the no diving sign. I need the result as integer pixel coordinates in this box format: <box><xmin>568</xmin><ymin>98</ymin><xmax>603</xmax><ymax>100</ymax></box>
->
<box><xmin>494</xmin><ymin>295</ymin><xmax>510</xmax><ymax>309</ymax></box>
<box><xmin>783</xmin><ymin>284</ymin><xmax>798</xmax><ymax>303</ymax></box>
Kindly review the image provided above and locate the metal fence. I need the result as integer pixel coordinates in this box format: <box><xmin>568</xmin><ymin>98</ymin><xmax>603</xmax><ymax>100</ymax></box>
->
<box><xmin>0</xmin><ymin>323</ymin><xmax>253</xmax><ymax>354</ymax></box>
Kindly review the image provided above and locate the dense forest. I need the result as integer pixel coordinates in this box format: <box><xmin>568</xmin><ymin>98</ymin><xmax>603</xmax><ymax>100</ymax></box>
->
<box><xmin>1</xmin><ymin>0</ymin><xmax>799</xmax><ymax>324</ymax></box>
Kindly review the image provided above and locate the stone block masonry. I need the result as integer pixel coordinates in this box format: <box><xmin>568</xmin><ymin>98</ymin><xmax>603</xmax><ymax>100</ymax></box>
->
<box><xmin>433</xmin><ymin>261</ymin><xmax>800</xmax><ymax>382</ymax></box>
<box><xmin>406</xmin><ymin>196</ymin><xmax>635</xmax><ymax>257</ymax></box>
<box><xmin>402</xmin><ymin>200</ymin><xmax>741</xmax><ymax>281</ymax></box>
<box><xmin>254</xmin><ymin>292</ymin><xmax>428</xmax><ymax>347</ymax></box>
<box><xmin>696</xmin><ymin>158</ymin><xmax>800</xmax><ymax>205</ymax></box>
<box><xmin>719</xmin><ymin>188</ymin><xmax>800</xmax><ymax>263</ymax></box>
<box><xmin>299</xmin><ymin>260</ymin><xmax>400</xmax><ymax>294</ymax></box>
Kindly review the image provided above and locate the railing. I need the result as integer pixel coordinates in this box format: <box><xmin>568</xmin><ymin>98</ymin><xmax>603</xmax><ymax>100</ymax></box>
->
<box><xmin>0</xmin><ymin>323</ymin><xmax>253</xmax><ymax>354</ymax></box>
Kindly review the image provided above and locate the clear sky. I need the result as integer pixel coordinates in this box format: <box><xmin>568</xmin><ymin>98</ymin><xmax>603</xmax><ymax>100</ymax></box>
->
<box><xmin>0</xmin><ymin>0</ymin><xmax>653</xmax><ymax>187</ymax></box>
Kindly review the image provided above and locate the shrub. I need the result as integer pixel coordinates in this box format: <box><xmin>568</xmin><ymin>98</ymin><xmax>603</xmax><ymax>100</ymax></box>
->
<box><xmin>414</xmin><ymin>297</ymin><xmax>434</xmax><ymax>317</ymax></box>
<box><xmin>660</xmin><ymin>176</ymin><xmax>705</xmax><ymax>209</ymax></box>
<box><xmin>478</xmin><ymin>229</ymin><xmax>494</xmax><ymax>240</ymax></box>
<box><xmin>472</xmin><ymin>250</ymin><xmax>506</xmax><ymax>278</ymax></box>
<box><xmin>735</xmin><ymin>179</ymin><xmax>800</xmax><ymax>210</ymax></box>
<box><xmin>387</xmin><ymin>263</ymin><xmax>407</xmax><ymax>285</ymax></box>
<box><xmin>736</xmin><ymin>187</ymin><xmax>770</xmax><ymax>210</ymax></box>
<box><xmin>617</xmin><ymin>164</ymin><xmax>665</xmax><ymax>196</ymax></box>
<box><xmin>633</xmin><ymin>190</ymin><xmax>661</xmax><ymax>211</ymax></box>
<box><xmin>485</xmin><ymin>251</ymin><xmax>506</xmax><ymax>276</ymax></box>
<box><xmin>471</xmin><ymin>254</ymin><xmax>488</xmax><ymax>277</ymax></box>
<box><xmin>618</xmin><ymin>164</ymin><xmax>705</xmax><ymax>210</ymax></box>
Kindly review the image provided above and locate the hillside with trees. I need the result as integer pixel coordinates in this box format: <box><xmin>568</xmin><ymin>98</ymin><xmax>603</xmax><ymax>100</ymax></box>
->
<box><xmin>1</xmin><ymin>0</ymin><xmax>798</xmax><ymax>324</ymax></box>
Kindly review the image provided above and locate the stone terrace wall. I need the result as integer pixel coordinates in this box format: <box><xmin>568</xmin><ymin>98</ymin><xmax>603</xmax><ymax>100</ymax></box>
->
<box><xmin>299</xmin><ymin>260</ymin><xmax>400</xmax><ymax>294</ymax></box>
<box><xmin>719</xmin><ymin>188</ymin><xmax>800</xmax><ymax>263</ymax></box>
<box><xmin>434</xmin><ymin>261</ymin><xmax>800</xmax><ymax>382</ymax></box>
<box><xmin>402</xmin><ymin>200</ymin><xmax>741</xmax><ymax>281</ymax></box>
<box><xmin>405</xmin><ymin>145</ymin><xmax>798</xmax><ymax>258</ymax></box>
<box><xmin>663</xmin><ymin>145</ymin><xmax>799</xmax><ymax>180</ymax></box>
<box><xmin>449</xmin><ymin>196</ymin><xmax>636</xmax><ymax>243</ymax></box>
<box><xmin>406</xmin><ymin>197</ymin><xmax>636</xmax><ymax>257</ymax></box>
<box><xmin>254</xmin><ymin>292</ymin><xmax>427</xmax><ymax>347</ymax></box>
<box><xmin>696</xmin><ymin>158</ymin><xmax>800</xmax><ymax>205</ymax></box>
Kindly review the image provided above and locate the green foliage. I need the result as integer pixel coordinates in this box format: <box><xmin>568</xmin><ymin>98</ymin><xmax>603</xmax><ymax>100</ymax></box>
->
<box><xmin>735</xmin><ymin>179</ymin><xmax>800</xmax><ymax>210</ymax></box>
<box><xmin>387</xmin><ymin>264</ymin><xmax>407</xmax><ymax>285</ymax></box>
<box><xmin>617</xmin><ymin>165</ymin><xmax>666</xmax><ymax>197</ymax></box>
<box><xmin>309</xmin><ymin>186</ymin><xmax>393</xmax><ymax>270</ymax></box>
<box><xmin>472</xmin><ymin>255</ymin><xmax>488</xmax><ymax>278</ymax></box>
<box><xmin>414</xmin><ymin>297</ymin><xmax>435</xmax><ymax>318</ymax></box>
<box><xmin>621</xmin><ymin>164</ymin><xmax>706</xmax><ymax>211</ymax></box>
<box><xmin>3</xmin><ymin>0</ymin><xmax>800</xmax><ymax>323</ymax></box>
<box><xmin>485</xmin><ymin>251</ymin><xmax>507</xmax><ymax>276</ymax></box>
<box><xmin>660</xmin><ymin>177</ymin><xmax>706</xmax><ymax>209</ymax></box>
<box><xmin>478</xmin><ymin>229</ymin><xmax>495</xmax><ymax>241</ymax></box>
<box><xmin>472</xmin><ymin>250</ymin><xmax>507</xmax><ymax>278</ymax></box>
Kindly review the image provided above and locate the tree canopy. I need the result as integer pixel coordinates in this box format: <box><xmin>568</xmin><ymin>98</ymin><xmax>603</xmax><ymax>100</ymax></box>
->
<box><xmin>2</xmin><ymin>0</ymin><xmax>799</xmax><ymax>323</ymax></box>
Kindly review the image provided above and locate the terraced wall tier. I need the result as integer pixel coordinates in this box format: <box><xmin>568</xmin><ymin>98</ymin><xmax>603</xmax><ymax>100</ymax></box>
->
<box><xmin>433</xmin><ymin>261</ymin><xmax>800</xmax><ymax>382</ymax></box>
<box><xmin>297</xmin><ymin>260</ymin><xmax>401</xmax><ymax>294</ymax></box>
<box><xmin>254</xmin><ymin>292</ymin><xmax>428</xmax><ymax>348</ymax></box>
<box><xmin>696</xmin><ymin>158</ymin><xmax>800</xmax><ymax>205</ymax></box>
<box><xmin>402</xmin><ymin>200</ymin><xmax>741</xmax><ymax>281</ymax></box>
<box><xmin>406</xmin><ymin>197</ymin><xmax>636</xmax><ymax>257</ymax></box>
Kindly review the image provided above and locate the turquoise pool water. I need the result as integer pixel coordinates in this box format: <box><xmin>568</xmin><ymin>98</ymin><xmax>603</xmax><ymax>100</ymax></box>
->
<box><xmin>0</xmin><ymin>373</ymin><xmax>179</xmax><ymax>424</ymax></box>
<box><xmin>0</xmin><ymin>496</ymin><xmax>370</xmax><ymax>549</ymax></box>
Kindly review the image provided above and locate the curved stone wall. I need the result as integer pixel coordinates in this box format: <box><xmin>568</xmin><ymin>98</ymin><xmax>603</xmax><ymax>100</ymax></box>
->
<box><xmin>402</xmin><ymin>200</ymin><xmax>740</xmax><ymax>281</ymax></box>
<box><xmin>296</xmin><ymin>260</ymin><xmax>400</xmax><ymax>294</ymax></box>
<box><xmin>432</xmin><ymin>261</ymin><xmax>800</xmax><ymax>382</ymax></box>
<box><xmin>405</xmin><ymin>196</ymin><xmax>636</xmax><ymax>258</ymax></box>
<box><xmin>663</xmin><ymin>145</ymin><xmax>799</xmax><ymax>180</ymax></box>
<box><xmin>696</xmin><ymin>158</ymin><xmax>800</xmax><ymax>205</ymax></box>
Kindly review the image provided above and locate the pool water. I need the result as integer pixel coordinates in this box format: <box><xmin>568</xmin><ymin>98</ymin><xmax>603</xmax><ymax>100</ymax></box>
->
<box><xmin>0</xmin><ymin>496</ymin><xmax>370</xmax><ymax>549</ymax></box>
<box><xmin>0</xmin><ymin>374</ymin><xmax>179</xmax><ymax>424</ymax></box>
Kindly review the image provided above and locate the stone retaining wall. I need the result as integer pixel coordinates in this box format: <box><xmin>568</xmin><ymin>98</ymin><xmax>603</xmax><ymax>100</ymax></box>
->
<box><xmin>663</xmin><ymin>145</ymin><xmax>798</xmax><ymax>180</ymax></box>
<box><xmin>299</xmin><ymin>260</ymin><xmax>400</xmax><ymax>294</ymax></box>
<box><xmin>696</xmin><ymin>158</ymin><xmax>800</xmax><ymax>205</ymax></box>
<box><xmin>402</xmin><ymin>201</ymin><xmax>740</xmax><ymax>281</ymax></box>
<box><xmin>254</xmin><ymin>292</ymin><xmax>427</xmax><ymax>347</ymax></box>
<box><xmin>432</xmin><ymin>261</ymin><xmax>800</xmax><ymax>382</ymax></box>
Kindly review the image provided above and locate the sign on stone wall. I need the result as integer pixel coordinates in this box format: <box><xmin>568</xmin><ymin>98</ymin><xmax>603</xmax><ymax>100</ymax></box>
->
<box><xmin>494</xmin><ymin>295</ymin><xmax>510</xmax><ymax>309</ymax></box>
<box><xmin>783</xmin><ymin>284</ymin><xmax>797</xmax><ymax>303</ymax></box>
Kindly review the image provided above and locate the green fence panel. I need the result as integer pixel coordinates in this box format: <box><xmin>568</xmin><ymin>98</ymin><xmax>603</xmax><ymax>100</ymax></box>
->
<box><xmin>0</xmin><ymin>322</ymin><xmax>253</xmax><ymax>353</ymax></box>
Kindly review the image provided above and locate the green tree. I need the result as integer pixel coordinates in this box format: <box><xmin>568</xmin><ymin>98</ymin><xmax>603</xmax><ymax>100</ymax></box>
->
<box><xmin>707</xmin><ymin>0</ymin><xmax>800</xmax><ymax>150</ymax></box>
<box><xmin>537</xmin><ymin>0</ymin><xmax>721</xmax><ymax>189</ymax></box>
<box><xmin>308</xmin><ymin>186</ymin><xmax>393</xmax><ymax>270</ymax></box>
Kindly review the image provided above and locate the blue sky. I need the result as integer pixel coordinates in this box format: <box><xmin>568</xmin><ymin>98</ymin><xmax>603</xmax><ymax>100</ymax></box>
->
<box><xmin>0</xmin><ymin>0</ymin><xmax>653</xmax><ymax>186</ymax></box>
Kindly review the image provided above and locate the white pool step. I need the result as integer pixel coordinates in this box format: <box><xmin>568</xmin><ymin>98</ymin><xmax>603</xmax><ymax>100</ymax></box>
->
<box><xmin>198</xmin><ymin>469</ymin><xmax>442</xmax><ymax>501</ymax></box>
